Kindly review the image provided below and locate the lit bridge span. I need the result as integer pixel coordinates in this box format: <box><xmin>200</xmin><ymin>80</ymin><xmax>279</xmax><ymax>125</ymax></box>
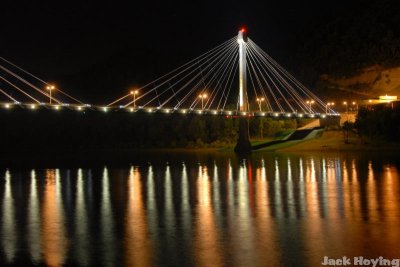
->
<box><xmin>1</xmin><ymin>28</ymin><xmax>339</xmax><ymax>151</ymax></box>
<box><xmin>0</xmin><ymin>102</ymin><xmax>336</xmax><ymax>119</ymax></box>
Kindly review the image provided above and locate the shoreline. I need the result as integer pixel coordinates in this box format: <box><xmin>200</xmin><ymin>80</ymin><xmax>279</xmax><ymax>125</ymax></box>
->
<box><xmin>2</xmin><ymin>131</ymin><xmax>400</xmax><ymax>155</ymax></box>
<box><xmin>274</xmin><ymin>130</ymin><xmax>400</xmax><ymax>153</ymax></box>
<box><xmin>1</xmin><ymin>131</ymin><xmax>398</xmax><ymax>161</ymax></box>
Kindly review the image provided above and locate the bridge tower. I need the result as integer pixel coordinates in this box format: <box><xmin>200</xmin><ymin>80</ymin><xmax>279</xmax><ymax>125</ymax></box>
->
<box><xmin>234</xmin><ymin>28</ymin><xmax>252</xmax><ymax>153</ymax></box>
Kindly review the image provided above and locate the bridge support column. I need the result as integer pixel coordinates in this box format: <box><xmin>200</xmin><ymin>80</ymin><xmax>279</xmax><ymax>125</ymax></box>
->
<box><xmin>235</xmin><ymin>117</ymin><xmax>252</xmax><ymax>152</ymax></box>
<box><xmin>234</xmin><ymin>28</ymin><xmax>252</xmax><ymax>153</ymax></box>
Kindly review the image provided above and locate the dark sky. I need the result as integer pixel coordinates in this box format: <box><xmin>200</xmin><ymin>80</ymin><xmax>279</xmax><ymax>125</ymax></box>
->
<box><xmin>1</xmin><ymin>0</ymin><xmax>359</xmax><ymax>100</ymax></box>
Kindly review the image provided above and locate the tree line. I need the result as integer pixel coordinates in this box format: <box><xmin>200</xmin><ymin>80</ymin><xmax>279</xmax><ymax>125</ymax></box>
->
<box><xmin>355</xmin><ymin>103</ymin><xmax>400</xmax><ymax>142</ymax></box>
<box><xmin>1</xmin><ymin>109</ymin><xmax>300</xmax><ymax>152</ymax></box>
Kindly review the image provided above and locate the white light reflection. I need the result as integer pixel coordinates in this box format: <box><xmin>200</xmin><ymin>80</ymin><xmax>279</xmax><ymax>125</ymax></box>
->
<box><xmin>298</xmin><ymin>158</ymin><xmax>306</xmax><ymax>217</ymax></box>
<box><xmin>146</xmin><ymin>165</ymin><xmax>158</xmax><ymax>241</ymax></box>
<box><xmin>299</xmin><ymin>158</ymin><xmax>304</xmax><ymax>182</ymax></box>
<box><xmin>181</xmin><ymin>163</ymin><xmax>192</xmax><ymax>239</ymax></box>
<box><xmin>74</xmin><ymin>169</ymin><xmax>90</xmax><ymax>266</ymax></box>
<box><xmin>311</xmin><ymin>157</ymin><xmax>316</xmax><ymax>182</ymax></box>
<box><xmin>227</xmin><ymin>159</ymin><xmax>234</xmax><ymax>207</ymax></box>
<box><xmin>164</xmin><ymin>165</ymin><xmax>176</xmax><ymax>253</ymax></box>
<box><xmin>318</xmin><ymin>159</ymin><xmax>328</xmax><ymax>218</ymax></box>
<box><xmin>261</xmin><ymin>159</ymin><xmax>266</xmax><ymax>181</ymax></box>
<box><xmin>213</xmin><ymin>162</ymin><xmax>221</xmax><ymax>218</ymax></box>
<box><xmin>274</xmin><ymin>159</ymin><xmax>283</xmax><ymax>218</ymax></box>
<box><xmin>1</xmin><ymin>170</ymin><xmax>17</xmax><ymax>263</ymax></box>
<box><xmin>100</xmin><ymin>167</ymin><xmax>116</xmax><ymax>265</ymax></box>
<box><xmin>238</xmin><ymin>160</ymin><xmax>248</xmax><ymax>209</ymax></box>
<box><xmin>28</xmin><ymin>170</ymin><xmax>41</xmax><ymax>263</ymax></box>
<box><xmin>286</xmin><ymin>159</ymin><xmax>295</xmax><ymax>218</ymax></box>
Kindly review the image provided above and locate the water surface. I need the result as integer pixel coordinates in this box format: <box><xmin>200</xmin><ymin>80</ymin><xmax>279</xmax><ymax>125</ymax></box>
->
<box><xmin>0</xmin><ymin>152</ymin><xmax>399</xmax><ymax>266</ymax></box>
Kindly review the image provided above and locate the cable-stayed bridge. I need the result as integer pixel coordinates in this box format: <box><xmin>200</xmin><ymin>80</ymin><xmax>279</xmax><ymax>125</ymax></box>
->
<box><xmin>1</xmin><ymin>29</ymin><xmax>339</xmax><ymax>151</ymax></box>
<box><xmin>0</xmin><ymin>30</ymin><xmax>338</xmax><ymax>117</ymax></box>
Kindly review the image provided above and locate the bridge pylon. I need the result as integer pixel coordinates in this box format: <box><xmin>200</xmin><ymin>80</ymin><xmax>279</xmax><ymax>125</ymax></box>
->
<box><xmin>234</xmin><ymin>28</ymin><xmax>252</xmax><ymax>153</ymax></box>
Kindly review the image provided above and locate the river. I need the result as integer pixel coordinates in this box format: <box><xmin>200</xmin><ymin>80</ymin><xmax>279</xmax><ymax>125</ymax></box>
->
<box><xmin>0</xmin><ymin>151</ymin><xmax>399</xmax><ymax>266</ymax></box>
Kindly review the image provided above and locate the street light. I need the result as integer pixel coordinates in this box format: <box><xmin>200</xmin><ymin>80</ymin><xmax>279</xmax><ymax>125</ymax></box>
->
<box><xmin>130</xmin><ymin>90</ymin><xmax>139</xmax><ymax>108</ymax></box>
<box><xmin>343</xmin><ymin>101</ymin><xmax>348</xmax><ymax>113</ymax></box>
<box><xmin>198</xmin><ymin>93</ymin><xmax>207</xmax><ymax>110</ymax></box>
<box><xmin>326</xmin><ymin>102</ymin><xmax>335</xmax><ymax>114</ymax></box>
<box><xmin>256</xmin><ymin>97</ymin><xmax>265</xmax><ymax>111</ymax></box>
<box><xmin>306</xmin><ymin>100</ymin><xmax>315</xmax><ymax>113</ymax></box>
<box><xmin>46</xmin><ymin>85</ymin><xmax>55</xmax><ymax>105</ymax></box>
<box><xmin>352</xmin><ymin>101</ymin><xmax>358</xmax><ymax>112</ymax></box>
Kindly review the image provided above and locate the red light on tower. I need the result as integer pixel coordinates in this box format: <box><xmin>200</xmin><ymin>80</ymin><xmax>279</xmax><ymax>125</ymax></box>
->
<box><xmin>240</xmin><ymin>27</ymin><xmax>247</xmax><ymax>33</ymax></box>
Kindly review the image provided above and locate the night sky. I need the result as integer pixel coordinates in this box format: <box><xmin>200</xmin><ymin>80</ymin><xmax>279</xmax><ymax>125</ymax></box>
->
<box><xmin>1</xmin><ymin>0</ymin><xmax>365</xmax><ymax>101</ymax></box>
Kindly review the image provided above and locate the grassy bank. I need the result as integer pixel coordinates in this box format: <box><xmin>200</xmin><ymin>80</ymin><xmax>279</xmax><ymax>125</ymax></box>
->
<box><xmin>273</xmin><ymin>130</ymin><xmax>400</xmax><ymax>152</ymax></box>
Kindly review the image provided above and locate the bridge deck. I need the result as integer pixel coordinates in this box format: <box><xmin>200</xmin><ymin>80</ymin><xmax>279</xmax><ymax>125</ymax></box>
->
<box><xmin>0</xmin><ymin>102</ymin><xmax>340</xmax><ymax>119</ymax></box>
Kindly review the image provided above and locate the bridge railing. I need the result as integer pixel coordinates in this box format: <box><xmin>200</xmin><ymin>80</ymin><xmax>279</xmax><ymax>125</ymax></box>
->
<box><xmin>0</xmin><ymin>101</ymin><xmax>341</xmax><ymax>119</ymax></box>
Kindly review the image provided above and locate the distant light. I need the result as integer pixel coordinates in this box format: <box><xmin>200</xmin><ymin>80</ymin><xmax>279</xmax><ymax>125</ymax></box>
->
<box><xmin>379</xmin><ymin>95</ymin><xmax>397</xmax><ymax>102</ymax></box>
<box><xmin>227</xmin><ymin>111</ymin><xmax>232</xmax><ymax>115</ymax></box>
<box><xmin>198</xmin><ymin>110</ymin><xmax>202</xmax><ymax>114</ymax></box>
<box><xmin>310</xmin><ymin>114</ymin><xmax>315</xmax><ymax>118</ymax></box>
<box><xmin>77</xmin><ymin>106</ymin><xmax>83</xmax><ymax>111</ymax></box>
<box><xmin>274</xmin><ymin>113</ymin><xmax>279</xmax><ymax>117</ymax></box>
<box><xmin>148</xmin><ymin>108</ymin><xmax>153</xmax><ymax>113</ymax></box>
<box><xmin>54</xmin><ymin>105</ymin><xmax>60</xmax><ymax>110</ymax></box>
<box><xmin>322</xmin><ymin>114</ymin><xmax>326</xmax><ymax>118</ymax></box>
<box><xmin>298</xmin><ymin>114</ymin><xmax>303</xmax><ymax>118</ymax></box>
<box><xmin>240</xmin><ymin>27</ymin><xmax>246</xmax><ymax>33</ymax></box>
<box><xmin>261</xmin><ymin>112</ymin><xmax>265</xmax><ymax>116</ymax></box>
<box><xmin>198</xmin><ymin>93</ymin><xmax>207</xmax><ymax>99</ymax></box>
<box><xmin>130</xmin><ymin>108</ymin><xmax>134</xmax><ymax>112</ymax></box>
<box><xmin>165</xmin><ymin>109</ymin><xmax>170</xmax><ymax>113</ymax></box>
<box><xmin>182</xmin><ymin>109</ymin><xmax>187</xmax><ymax>114</ymax></box>
<box><xmin>286</xmin><ymin>113</ymin><xmax>291</xmax><ymax>117</ymax></box>
<box><xmin>4</xmin><ymin>104</ymin><xmax>11</xmax><ymax>109</ymax></box>
<box><xmin>242</xmin><ymin>112</ymin><xmax>247</xmax><ymax>116</ymax></box>
<box><xmin>31</xmin><ymin>104</ymin><xmax>36</xmax><ymax>109</ymax></box>
<box><xmin>213</xmin><ymin>110</ymin><xmax>217</xmax><ymax>115</ymax></box>
<box><xmin>103</xmin><ymin>107</ymin><xmax>108</xmax><ymax>112</ymax></box>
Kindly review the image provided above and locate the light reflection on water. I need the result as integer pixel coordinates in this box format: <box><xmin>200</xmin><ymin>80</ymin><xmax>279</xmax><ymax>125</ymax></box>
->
<box><xmin>0</xmin><ymin>153</ymin><xmax>399</xmax><ymax>266</ymax></box>
<box><xmin>28</xmin><ymin>170</ymin><xmax>41</xmax><ymax>263</ymax></box>
<box><xmin>1</xmin><ymin>170</ymin><xmax>16</xmax><ymax>263</ymax></box>
<box><xmin>42</xmin><ymin>169</ymin><xmax>67</xmax><ymax>267</ymax></box>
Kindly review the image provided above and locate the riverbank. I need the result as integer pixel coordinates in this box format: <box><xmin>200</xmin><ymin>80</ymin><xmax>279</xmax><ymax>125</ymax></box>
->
<box><xmin>273</xmin><ymin>130</ymin><xmax>400</xmax><ymax>152</ymax></box>
<box><xmin>2</xmin><ymin>129</ymin><xmax>399</xmax><ymax>168</ymax></box>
